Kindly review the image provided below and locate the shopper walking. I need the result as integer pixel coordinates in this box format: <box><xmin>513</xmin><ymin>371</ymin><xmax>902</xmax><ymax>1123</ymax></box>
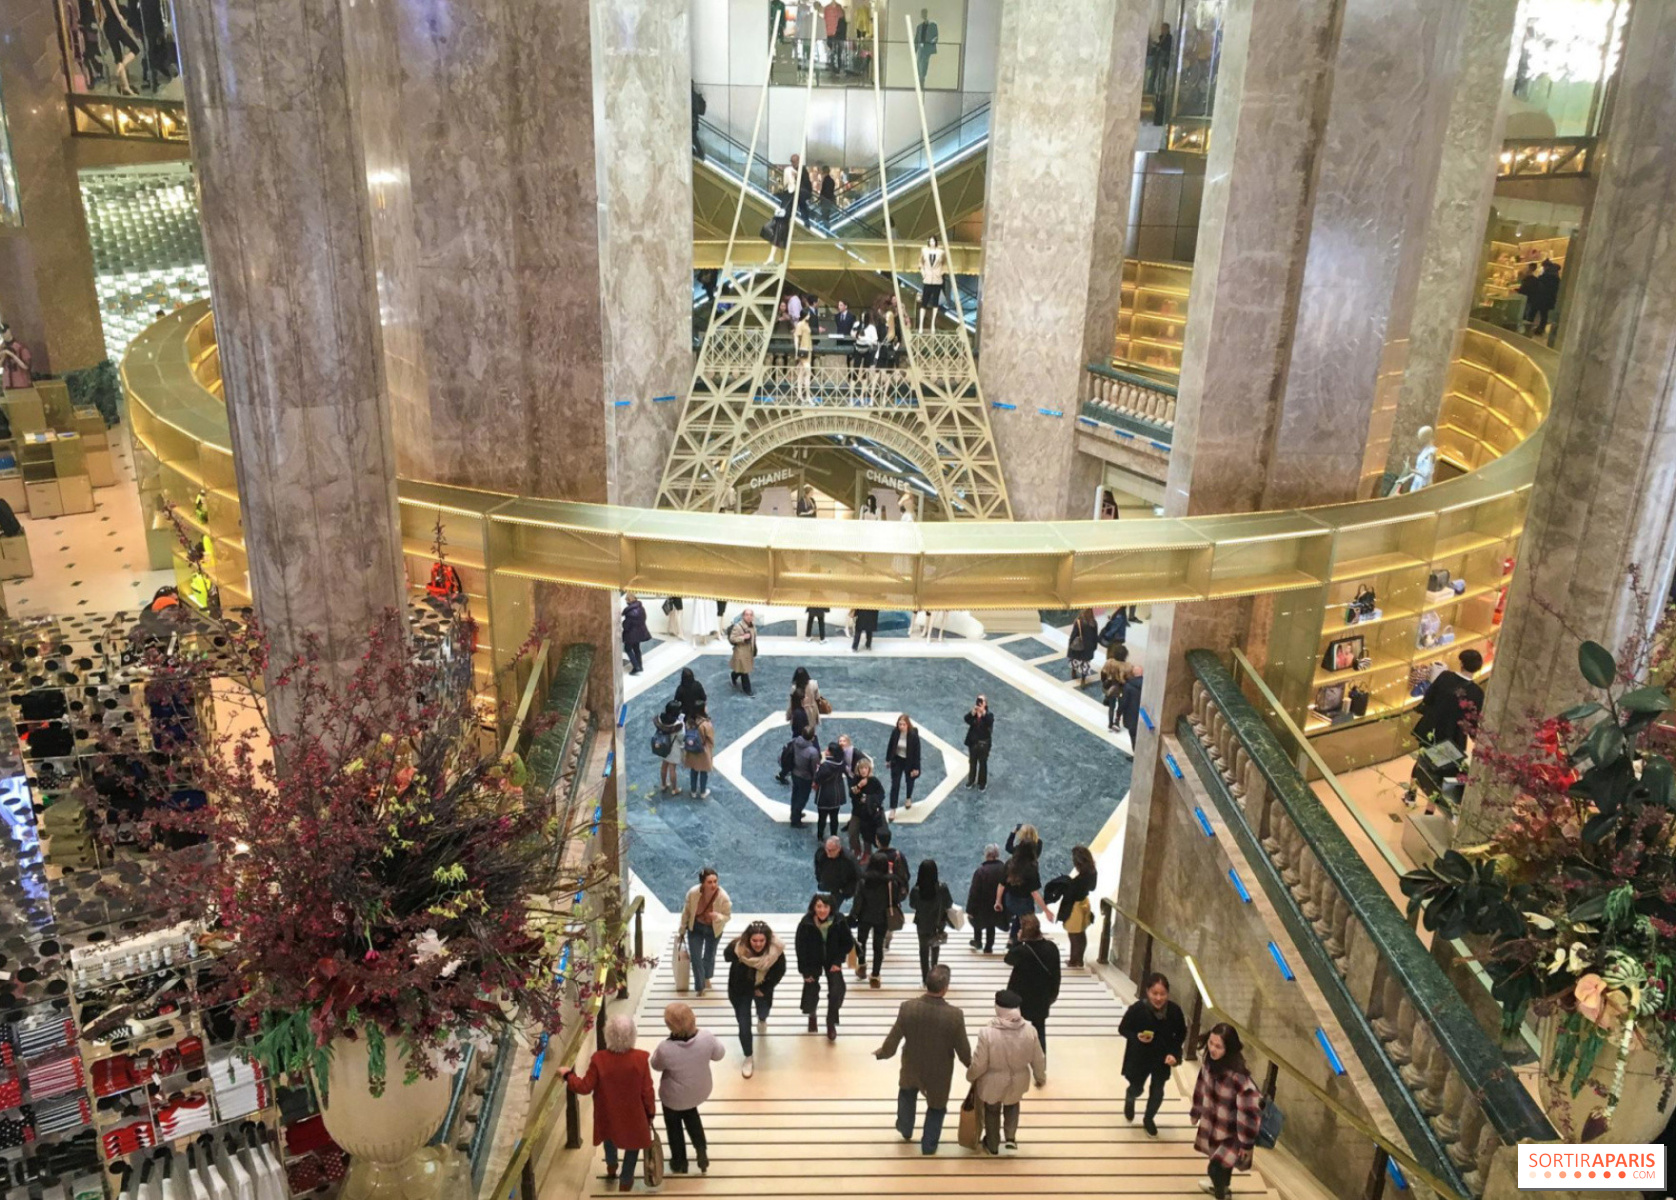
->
<box><xmin>1119</xmin><ymin>664</ymin><xmax>1145</xmax><ymax>745</ymax></box>
<box><xmin>1101</xmin><ymin>645</ymin><xmax>1135</xmax><ymax>731</ymax></box>
<box><xmin>1098</xmin><ymin>606</ymin><xmax>1129</xmax><ymax>653</ymax></box>
<box><xmin>874</xmin><ymin>964</ymin><xmax>970</xmax><ymax>1155</ymax></box>
<box><xmin>621</xmin><ymin>593</ymin><xmax>651</xmax><ymax>675</ymax></box>
<box><xmin>1119</xmin><ymin>972</ymin><xmax>1187</xmax><ymax>1137</ymax></box>
<box><xmin>851</xmin><ymin>607</ymin><xmax>879</xmax><ymax>651</ymax></box>
<box><xmin>562</xmin><ymin>1014</ymin><xmax>655</xmax><ymax>1193</ymax></box>
<box><xmin>804</xmin><ymin>605</ymin><xmax>829</xmax><ymax>642</ymax></box>
<box><xmin>1050</xmin><ymin>845</ymin><xmax>1099</xmax><ymax>969</ymax></box>
<box><xmin>1005</xmin><ymin>915</ymin><xmax>1060</xmax><ymax>1051</ymax></box>
<box><xmin>1066</xmin><ymin>607</ymin><xmax>1099</xmax><ymax>686</ymax></box>
<box><xmin>814</xmin><ymin>741</ymin><xmax>848</xmax><ymax>841</ymax></box>
<box><xmin>848</xmin><ymin>758</ymin><xmax>887</xmax><ymax>860</ymax></box>
<box><xmin>728</xmin><ymin>609</ymin><xmax>758</xmax><ymax>694</ymax></box>
<box><xmin>1004</xmin><ymin>822</ymin><xmax>1042</xmax><ymax>862</ymax></box>
<box><xmin>852</xmin><ymin>854</ymin><xmax>896</xmax><ymax>989</ymax></box>
<box><xmin>963</xmin><ymin>695</ymin><xmax>993</xmax><ymax>790</ymax></box>
<box><xmin>649</xmin><ymin>1003</ymin><xmax>724</xmax><ymax>1176</ymax></box>
<box><xmin>884</xmin><ymin>714</ymin><xmax>922</xmax><ymax>812</ymax></box>
<box><xmin>997</xmin><ymin>840</ymin><xmax>1046</xmax><ymax>945</ymax></box>
<box><xmin>674</xmin><ymin>666</ymin><xmax>707</xmax><ymax>720</ymax></box>
<box><xmin>795</xmin><ymin>484</ymin><xmax>818</xmax><ymax>518</ymax></box>
<box><xmin>872</xmin><ymin>828</ymin><xmax>911</xmax><ymax>909</ymax></box>
<box><xmin>678</xmin><ymin>868</ymin><xmax>732</xmax><ymax>997</ymax></box>
<box><xmin>682</xmin><ymin>702</ymin><xmax>716</xmax><ymax>798</ymax></box>
<box><xmin>965</xmin><ymin>988</ymin><xmax>1046</xmax><ymax>1155</ymax></box>
<box><xmin>791</xmin><ymin>666</ymin><xmax>825</xmax><ymax>737</ymax></box>
<box><xmin>790</xmin><ymin>728</ymin><xmax>822</xmax><ymax>828</ymax></box>
<box><xmin>908</xmin><ymin>858</ymin><xmax>953</xmax><ymax>986</ymax></box>
<box><xmin>966</xmin><ymin>845</ymin><xmax>1006</xmax><ymax>954</ymax></box>
<box><xmin>723</xmin><ymin>921</ymin><xmax>786</xmax><ymax>1078</ymax></box>
<box><xmin>663</xmin><ymin>595</ymin><xmax>684</xmax><ymax>640</ymax></box>
<box><xmin>653</xmin><ymin>702</ymin><xmax>685</xmax><ymax>795</ymax></box>
<box><xmin>1190</xmin><ymin>1024</ymin><xmax>1263</xmax><ymax>1199</ymax></box>
<box><xmin>813</xmin><ymin>836</ymin><xmax>860</xmax><ymax>912</ymax></box>
<box><xmin>795</xmin><ymin>893</ymin><xmax>853</xmax><ymax>1039</ymax></box>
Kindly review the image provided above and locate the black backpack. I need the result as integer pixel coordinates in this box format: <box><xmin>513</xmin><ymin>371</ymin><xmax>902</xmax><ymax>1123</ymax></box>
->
<box><xmin>779</xmin><ymin>739</ymin><xmax>796</xmax><ymax>775</ymax></box>
<box><xmin>0</xmin><ymin>499</ymin><xmax>21</xmax><ymax>538</ymax></box>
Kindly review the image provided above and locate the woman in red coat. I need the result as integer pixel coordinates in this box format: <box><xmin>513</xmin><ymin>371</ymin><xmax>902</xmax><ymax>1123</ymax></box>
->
<box><xmin>1189</xmin><ymin>1023</ymin><xmax>1263</xmax><ymax>1198</ymax></box>
<box><xmin>563</xmin><ymin>1014</ymin><xmax>656</xmax><ymax>1192</ymax></box>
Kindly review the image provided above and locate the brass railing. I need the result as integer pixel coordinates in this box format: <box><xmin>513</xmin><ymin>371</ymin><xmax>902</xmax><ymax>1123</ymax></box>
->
<box><xmin>1173</xmin><ymin>649</ymin><xmax>1556</xmax><ymax>1196</ymax></box>
<box><xmin>1099</xmin><ymin>899</ymin><xmax>1470</xmax><ymax>1200</ymax></box>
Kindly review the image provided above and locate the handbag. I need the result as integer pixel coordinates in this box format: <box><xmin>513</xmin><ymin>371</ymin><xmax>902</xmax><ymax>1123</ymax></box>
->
<box><xmin>1348</xmin><ymin>686</ymin><xmax>1370</xmax><ymax>717</ymax></box>
<box><xmin>957</xmin><ymin>1085</ymin><xmax>981</xmax><ymax>1151</ymax></box>
<box><xmin>1427</xmin><ymin>568</ymin><xmax>1452</xmax><ymax>592</ymax></box>
<box><xmin>947</xmin><ymin>904</ymin><xmax>968</xmax><ymax>931</ymax></box>
<box><xmin>887</xmin><ymin>905</ymin><xmax>905</xmax><ymax>933</ymax></box>
<box><xmin>1256</xmin><ymin>1098</ymin><xmax>1284</xmax><ymax>1149</ymax></box>
<box><xmin>644</xmin><ymin>1129</ymin><xmax>665</xmax><ymax>1187</ymax></box>
<box><xmin>1314</xmin><ymin>684</ymin><xmax>1346</xmax><ymax>714</ymax></box>
<box><xmin>661</xmin><ymin>597</ymin><xmax>675</xmax><ymax>615</ymax></box>
<box><xmin>817</xmin><ymin>695</ymin><xmax>833</xmax><ymax>715</ymax></box>
<box><xmin>673</xmin><ymin>932</ymin><xmax>691</xmax><ymax>993</ymax></box>
<box><xmin>1417</xmin><ymin>611</ymin><xmax>1442</xmax><ymax>648</ymax></box>
<box><xmin>1320</xmin><ymin>635</ymin><xmax>1364</xmax><ymax>672</ymax></box>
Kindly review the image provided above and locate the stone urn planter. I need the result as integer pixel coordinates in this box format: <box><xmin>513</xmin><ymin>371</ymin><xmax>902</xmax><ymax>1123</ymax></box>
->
<box><xmin>1537</xmin><ymin>1014</ymin><xmax>1675</xmax><ymax>1144</ymax></box>
<box><xmin>319</xmin><ymin>1035</ymin><xmax>465</xmax><ymax>1200</ymax></box>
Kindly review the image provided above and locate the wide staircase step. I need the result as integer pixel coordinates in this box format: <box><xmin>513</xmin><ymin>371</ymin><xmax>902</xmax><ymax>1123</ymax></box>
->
<box><xmin>600</xmin><ymin>915</ymin><xmax>1280</xmax><ymax>1199</ymax></box>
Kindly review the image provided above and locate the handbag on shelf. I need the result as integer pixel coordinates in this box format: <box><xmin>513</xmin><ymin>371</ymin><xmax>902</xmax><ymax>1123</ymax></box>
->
<box><xmin>1451</xmin><ymin>578</ymin><xmax>1467</xmax><ymax>594</ymax></box>
<box><xmin>1321</xmin><ymin>635</ymin><xmax>1365</xmax><ymax>673</ymax></box>
<box><xmin>1417</xmin><ymin>611</ymin><xmax>1442</xmax><ymax>648</ymax></box>
<box><xmin>1440</xmin><ymin>625</ymin><xmax>1456</xmax><ymax>645</ymax></box>
<box><xmin>1427</xmin><ymin>568</ymin><xmax>1452</xmax><ymax>592</ymax></box>
<box><xmin>1314</xmin><ymin>684</ymin><xmax>1346</xmax><ymax>715</ymax></box>
<box><xmin>1348</xmin><ymin>686</ymin><xmax>1370</xmax><ymax>718</ymax></box>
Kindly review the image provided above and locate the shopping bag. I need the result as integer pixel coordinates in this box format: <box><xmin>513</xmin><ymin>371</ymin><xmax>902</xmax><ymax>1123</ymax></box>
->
<box><xmin>947</xmin><ymin>904</ymin><xmax>968</xmax><ymax>931</ymax></box>
<box><xmin>957</xmin><ymin>1086</ymin><xmax>981</xmax><ymax>1150</ymax></box>
<box><xmin>846</xmin><ymin>945</ymin><xmax>858</xmax><ymax>972</ymax></box>
<box><xmin>644</xmin><ymin>1129</ymin><xmax>665</xmax><ymax>1186</ymax></box>
<box><xmin>673</xmin><ymin>932</ymin><xmax>691</xmax><ymax>992</ymax></box>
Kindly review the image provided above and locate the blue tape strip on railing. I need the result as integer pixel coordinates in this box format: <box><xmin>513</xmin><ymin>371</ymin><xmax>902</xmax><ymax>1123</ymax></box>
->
<box><xmin>1267</xmin><ymin>942</ymin><xmax>1295</xmax><ymax>981</ymax></box>
<box><xmin>991</xmin><ymin>401</ymin><xmax>1017</xmax><ymax>411</ymax></box>
<box><xmin>1140</xmin><ymin>707</ymin><xmax>1155</xmax><ymax>732</ymax></box>
<box><xmin>1038</xmin><ymin>407</ymin><xmax>1064</xmax><ymax>418</ymax></box>
<box><xmin>603</xmin><ymin>750</ymin><xmax>615</xmax><ymax>778</ymax></box>
<box><xmin>1113</xmin><ymin>428</ymin><xmax>1136</xmax><ymax>440</ymax></box>
<box><xmin>1077</xmin><ymin>416</ymin><xmax>1098</xmax><ymax>429</ymax></box>
<box><xmin>529</xmin><ymin>1031</ymin><xmax>549</xmax><ymax>1081</ymax></box>
<box><xmin>1386</xmin><ymin>1158</ymin><xmax>1408</xmax><ymax>1190</ymax></box>
<box><xmin>1164</xmin><ymin>753</ymin><xmax>1183</xmax><ymax>780</ymax></box>
<box><xmin>618</xmin><ymin>703</ymin><xmax>627</xmax><ymax>728</ymax></box>
<box><xmin>1228</xmin><ymin>868</ymin><xmax>1251</xmax><ymax>903</ymax></box>
<box><xmin>1149</xmin><ymin>439</ymin><xmax>1171</xmax><ymax>453</ymax></box>
<box><xmin>653</xmin><ymin>394</ymin><xmax>677</xmax><ymax>403</ymax></box>
<box><xmin>1193</xmin><ymin>806</ymin><xmax>1214</xmax><ymax>837</ymax></box>
<box><xmin>614</xmin><ymin>399</ymin><xmax>632</xmax><ymax>407</ymax></box>
<box><xmin>1316</xmin><ymin>1028</ymin><xmax>1347</xmax><ymax>1076</ymax></box>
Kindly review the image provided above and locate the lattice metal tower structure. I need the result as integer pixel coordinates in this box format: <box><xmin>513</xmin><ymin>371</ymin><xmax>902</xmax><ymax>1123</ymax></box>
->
<box><xmin>655</xmin><ymin>4</ymin><xmax>1012</xmax><ymax>520</ymax></box>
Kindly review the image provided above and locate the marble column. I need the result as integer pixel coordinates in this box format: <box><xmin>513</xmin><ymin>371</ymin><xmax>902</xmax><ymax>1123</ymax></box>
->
<box><xmin>1387</xmin><ymin>0</ymin><xmax>1521</xmax><ymax>477</ymax></box>
<box><xmin>594</xmin><ymin>0</ymin><xmax>695</xmax><ymax>509</ymax></box>
<box><xmin>978</xmin><ymin>0</ymin><xmax>1149</xmax><ymax>521</ymax></box>
<box><xmin>173</xmin><ymin>0</ymin><xmax>411</xmax><ymax>679</ymax></box>
<box><xmin>1461</xmin><ymin>0</ymin><xmax>1676</xmax><ymax>841</ymax></box>
<box><xmin>1115</xmin><ymin>0</ymin><xmax>1341</xmax><ymax>967</ymax></box>
<box><xmin>0</xmin><ymin>0</ymin><xmax>105</xmax><ymax>371</ymax></box>
<box><xmin>1258</xmin><ymin>0</ymin><xmax>1466</xmax><ymax>509</ymax></box>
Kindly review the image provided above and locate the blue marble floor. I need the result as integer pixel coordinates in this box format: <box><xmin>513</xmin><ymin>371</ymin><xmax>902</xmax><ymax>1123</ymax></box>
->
<box><xmin>623</xmin><ymin>652</ymin><xmax>1128</xmax><ymax>912</ymax></box>
<box><xmin>1000</xmin><ymin>636</ymin><xmax>1058</xmax><ymax>660</ymax></box>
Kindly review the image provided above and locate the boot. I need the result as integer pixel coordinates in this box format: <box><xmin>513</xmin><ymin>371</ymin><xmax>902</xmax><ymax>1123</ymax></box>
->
<box><xmin>869</xmin><ymin>975</ymin><xmax>881</xmax><ymax>989</ymax></box>
<box><xmin>1124</xmin><ymin>1093</ymin><xmax>1135</xmax><ymax>1123</ymax></box>
<box><xmin>807</xmin><ymin>1013</ymin><xmax>817</xmax><ymax>1033</ymax></box>
<box><xmin>1144</xmin><ymin>1115</ymin><xmax>1158</xmax><ymax>1137</ymax></box>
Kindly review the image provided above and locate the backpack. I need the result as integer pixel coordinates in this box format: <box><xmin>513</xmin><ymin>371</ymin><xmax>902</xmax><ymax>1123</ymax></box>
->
<box><xmin>779</xmin><ymin>739</ymin><xmax>796</xmax><ymax>774</ymax></box>
<box><xmin>683</xmin><ymin>726</ymin><xmax>705</xmax><ymax>754</ymax></box>
<box><xmin>651</xmin><ymin>726</ymin><xmax>674</xmax><ymax>757</ymax></box>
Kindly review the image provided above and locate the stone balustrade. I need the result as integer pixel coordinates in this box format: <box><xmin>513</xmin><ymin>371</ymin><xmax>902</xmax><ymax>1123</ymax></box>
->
<box><xmin>1178</xmin><ymin>649</ymin><xmax>1555</xmax><ymax>1198</ymax></box>
<box><xmin>1083</xmin><ymin>362</ymin><xmax>1178</xmax><ymax>432</ymax></box>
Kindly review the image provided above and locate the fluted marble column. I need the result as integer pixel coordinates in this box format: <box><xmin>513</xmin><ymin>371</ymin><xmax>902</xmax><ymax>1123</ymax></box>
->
<box><xmin>979</xmin><ymin>0</ymin><xmax>1149</xmax><ymax>521</ymax></box>
<box><xmin>174</xmin><ymin>0</ymin><xmax>410</xmax><ymax>678</ymax></box>
<box><xmin>1388</xmin><ymin>0</ymin><xmax>1520</xmax><ymax>477</ymax></box>
<box><xmin>1460</xmin><ymin>0</ymin><xmax>1676</xmax><ymax>842</ymax></box>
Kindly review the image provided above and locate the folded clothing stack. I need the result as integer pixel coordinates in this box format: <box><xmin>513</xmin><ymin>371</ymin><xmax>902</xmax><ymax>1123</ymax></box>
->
<box><xmin>155</xmin><ymin>1092</ymin><xmax>213</xmax><ymax>1140</ymax></box>
<box><xmin>91</xmin><ymin>1053</ymin><xmax>150</xmax><ymax>1098</ymax></box>
<box><xmin>0</xmin><ymin>1113</ymin><xmax>32</xmax><ymax>1149</ymax></box>
<box><xmin>99</xmin><ymin>1118</ymin><xmax>156</xmax><ymax>1159</ymax></box>
<box><xmin>11</xmin><ymin>1013</ymin><xmax>76</xmax><ymax>1060</ymax></box>
<box><xmin>208</xmin><ymin>1050</ymin><xmax>268</xmax><ymax>1121</ymax></box>
<box><xmin>0</xmin><ymin>1074</ymin><xmax>21</xmax><ymax>1109</ymax></box>
<box><xmin>33</xmin><ymin>1091</ymin><xmax>91</xmax><ymax>1136</ymax></box>
<box><xmin>25</xmin><ymin>1050</ymin><xmax>85</xmax><ymax>1100</ymax></box>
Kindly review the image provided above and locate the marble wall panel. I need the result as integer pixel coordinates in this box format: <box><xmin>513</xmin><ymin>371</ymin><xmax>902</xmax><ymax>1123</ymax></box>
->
<box><xmin>1081</xmin><ymin>2</ymin><xmax>1150</xmax><ymax>365</ymax></box>
<box><xmin>174</xmin><ymin>0</ymin><xmax>407</xmax><ymax>677</ymax></box>
<box><xmin>1467</xmin><ymin>0</ymin><xmax>1676</xmax><ymax>839</ymax></box>
<box><xmin>1388</xmin><ymin>0</ymin><xmax>1519</xmax><ymax>477</ymax></box>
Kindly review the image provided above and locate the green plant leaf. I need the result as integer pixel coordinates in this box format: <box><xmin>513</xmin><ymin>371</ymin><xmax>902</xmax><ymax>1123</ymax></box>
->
<box><xmin>1560</xmin><ymin>701</ymin><xmax>1604</xmax><ymax>722</ymax></box>
<box><xmin>1569</xmin><ymin>894</ymin><xmax>1609</xmax><ymax>924</ymax></box>
<box><xmin>1579</xmin><ymin>641</ymin><xmax>1617</xmax><ymax>688</ymax></box>
<box><xmin>1583</xmin><ymin>721</ymin><xmax>1626</xmax><ymax>770</ymax></box>
<box><xmin>1619</xmin><ymin>686</ymin><xmax>1673</xmax><ymax>714</ymax></box>
<box><xmin>1642</xmin><ymin>756</ymin><xmax>1675</xmax><ymax>808</ymax></box>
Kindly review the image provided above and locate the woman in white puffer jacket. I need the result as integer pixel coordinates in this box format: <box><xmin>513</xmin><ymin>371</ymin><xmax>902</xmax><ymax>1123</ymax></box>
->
<box><xmin>965</xmin><ymin>988</ymin><xmax>1047</xmax><ymax>1155</ymax></box>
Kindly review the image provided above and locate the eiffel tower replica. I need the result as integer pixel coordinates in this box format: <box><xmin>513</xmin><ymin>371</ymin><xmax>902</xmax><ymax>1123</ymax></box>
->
<box><xmin>656</xmin><ymin>5</ymin><xmax>1011</xmax><ymax>520</ymax></box>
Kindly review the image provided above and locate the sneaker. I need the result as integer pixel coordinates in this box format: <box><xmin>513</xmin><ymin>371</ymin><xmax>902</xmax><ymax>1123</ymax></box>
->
<box><xmin>742</xmin><ymin>1056</ymin><xmax>754</xmax><ymax>1079</ymax></box>
<box><xmin>700</xmin><ymin>789</ymin><xmax>712</xmax><ymax>798</ymax></box>
<box><xmin>1197</xmin><ymin>1183</ymin><xmax>1217</xmax><ymax>1196</ymax></box>
<box><xmin>1003</xmin><ymin>1140</ymin><xmax>1017</xmax><ymax>1152</ymax></box>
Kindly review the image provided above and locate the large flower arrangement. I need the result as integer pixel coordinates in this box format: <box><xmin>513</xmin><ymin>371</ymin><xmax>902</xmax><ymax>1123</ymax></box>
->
<box><xmin>124</xmin><ymin>591</ymin><xmax>616</xmax><ymax>1098</ymax></box>
<box><xmin>1400</xmin><ymin>604</ymin><xmax>1676</xmax><ymax>1129</ymax></box>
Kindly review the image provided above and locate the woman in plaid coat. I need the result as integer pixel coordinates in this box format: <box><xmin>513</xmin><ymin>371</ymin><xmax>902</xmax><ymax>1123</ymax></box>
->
<box><xmin>1189</xmin><ymin>1023</ymin><xmax>1262</xmax><ymax>1197</ymax></box>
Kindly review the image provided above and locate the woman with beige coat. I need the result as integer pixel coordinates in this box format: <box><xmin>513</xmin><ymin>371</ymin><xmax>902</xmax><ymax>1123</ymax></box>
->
<box><xmin>966</xmin><ymin>988</ymin><xmax>1047</xmax><ymax>1155</ymax></box>
<box><xmin>728</xmin><ymin>609</ymin><xmax>758</xmax><ymax>694</ymax></box>
<box><xmin>679</xmin><ymin>867</ymin><xmax>733</xmax><ymax>997</ymax></box>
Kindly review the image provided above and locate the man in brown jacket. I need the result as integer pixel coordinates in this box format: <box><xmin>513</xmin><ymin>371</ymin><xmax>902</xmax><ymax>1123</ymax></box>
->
<box><xmin>874</xmin><ymin>964</ymin><xmax>971</xmax><ymax>1153</ymax></box>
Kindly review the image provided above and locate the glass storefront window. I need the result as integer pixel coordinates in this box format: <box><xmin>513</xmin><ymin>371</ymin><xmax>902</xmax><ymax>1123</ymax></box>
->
<box><xmin>767</xmin><ymin>0</ymin><xmax>965</xmax><ymax>90</ymax></box>
<box><xmin>1505</xmin><ymin>0</ymin><xmax>1628</xmax><ymax>139</ymax></box>
<box><xmin>1164</xmin><ymin>0</ymin><xmax>1224</xmax><ymax>152</ymax></box>
<box><xmin>56</xmin><ymin>0</ymin><xmax>182</xmax><ymax>101</ymax></box>
<box><xmin>0</xmin><ymin>81</ymin><xmax>19</xmax><ymax>227</ymax></box>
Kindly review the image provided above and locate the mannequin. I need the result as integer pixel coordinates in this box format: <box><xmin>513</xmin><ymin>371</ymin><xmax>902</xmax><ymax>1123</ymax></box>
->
<box><xmin>0</xmin><ymin>326</ymin><xmax>31</xmax><ymax>392</ymax></box>
<box><xmin>1396</xmin><ymin>425</ymin><xmax>1437</xmax><ymax>493</ymax></box>
<box><xmin>918</xmin><ymin>236</ymin><xmax>946</xmax><ymax>331</ymax></box>
<box><xmin>898</xmin><ymin>491</ymin><xmax>917</xmax><ymax>522</ymax></box>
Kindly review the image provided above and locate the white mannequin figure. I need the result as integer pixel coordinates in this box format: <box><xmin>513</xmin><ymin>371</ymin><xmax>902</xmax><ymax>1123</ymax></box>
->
<box><xmin>1397</xmin><ymin>425</ymin><xmax>1437</xmax><ymax>493</ymax></box>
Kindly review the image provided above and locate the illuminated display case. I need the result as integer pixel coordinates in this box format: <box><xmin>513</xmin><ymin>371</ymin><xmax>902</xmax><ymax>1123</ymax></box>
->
<box><xmin>1113</xmin><ymin>259</ymin><xmax>1192</xmax><ymax>373</ymax></box>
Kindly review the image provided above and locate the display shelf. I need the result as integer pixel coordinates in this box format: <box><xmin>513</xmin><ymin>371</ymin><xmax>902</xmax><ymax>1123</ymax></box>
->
<box><xmin>1320</xmin><ymin>606</ymin><xmax>1418</xmax><ymax>637</ymax></box>
<box><xmin>1112</xmin><ymin>259</ymin><xmax>1192</xmax><ymax>373</ymax></box>
<box><xmin>1421</xmin><ymin>581</ymin><xmax>1502</xmax><ymax>612</ymax></box>
<box><xmin>1311</xmin><ymin>652</ymin><xmax>1410</xmax><ymax>689</ymax></box>
<box><xmin>1328</xmin><ymin>551</ymin><xmax>1426</xmax><ymax>583</ymax></box>
<box><xmin>1430</xmin><ymin>530</ymin><xmax>1509</xmax><ymax>561</ymax></box>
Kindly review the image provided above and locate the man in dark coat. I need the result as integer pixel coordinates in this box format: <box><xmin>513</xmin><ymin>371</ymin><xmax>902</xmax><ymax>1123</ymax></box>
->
<box><xmin>874</xmin><ymin>964</ymin><xmax>970</xmax><ymax>1154</ymax></box>
<box><xmin>852</xmin><ymin>607</ymin><xmax>880</xmax><ymax>651</ymax></box>
<box><xmin>1404</xmin><ymin>649</ymin><xmax>1485</xmax><ymax>807</ymax></box>
<box><xmin>814</xmin><ymin>743</ymin><xmax>849</xmax><ymax>842</ymax></box>
<box><xmin>1118</xmin><ymin>666</ymin><xmax>1145</xmax><ymax>746</ymax></box>
<box><xmin>966</xmin><ymin>845</ymin><xmax>1007</xmax><ymax>953</ymax></box>
<box><xmin>814</xmin><ymin>836</ymin><xmax>860</xmax><ymax>911</ymax></box>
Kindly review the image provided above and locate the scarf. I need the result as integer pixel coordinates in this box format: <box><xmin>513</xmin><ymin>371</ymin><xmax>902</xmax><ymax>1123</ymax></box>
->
<box><xmin>734</xmin><ymin>935</ymin><xmax>785</xmax><ymax>984</ymax></box>
<box><xmin>991</xmin><ymin>1007</ymin><xmax>1026</xmax><ymax>1030</ymax></box>
<box><xmin>815</xmin><ymin>918</ymin><xmax>832</xmax><ymax>943</ymax></box>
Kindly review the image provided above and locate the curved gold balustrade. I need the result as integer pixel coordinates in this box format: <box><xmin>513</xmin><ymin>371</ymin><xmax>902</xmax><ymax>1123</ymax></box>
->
<box><xmin>122</xmin><ymin>301</ymin><xmax>1549</xmax><ymax>706</ymax></box>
